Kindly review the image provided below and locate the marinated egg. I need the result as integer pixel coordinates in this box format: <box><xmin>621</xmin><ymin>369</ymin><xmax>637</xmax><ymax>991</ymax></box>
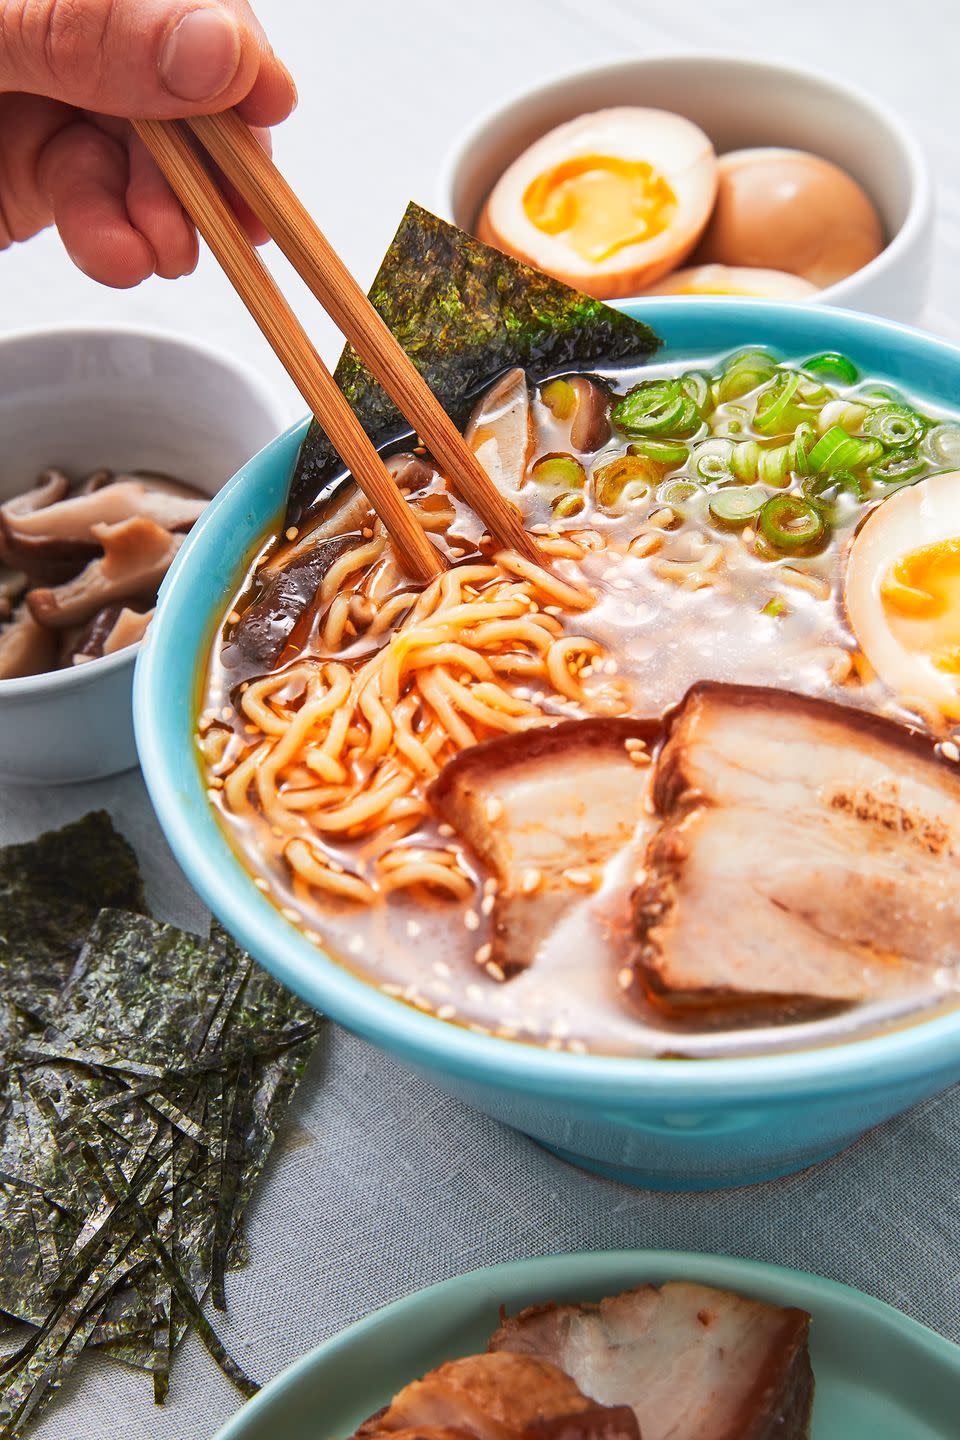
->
<box><xmin>645</xmin><ymin>264</ymin><xmax>817</xmax><ymax>300</ymax></box>
<box><xmin>845</xmin><ymin>471</ymin><xmax>960</xmax><ymax>720</ymax></box>
<box><xmin>477</xmin><ymin>108</ymin><xmax>718</xmax><ymax>299</ymax></box>
<box><xmin>694</xmin><ymin>148</ymin><xmax>884</xmax><ymax>289</ymax></box>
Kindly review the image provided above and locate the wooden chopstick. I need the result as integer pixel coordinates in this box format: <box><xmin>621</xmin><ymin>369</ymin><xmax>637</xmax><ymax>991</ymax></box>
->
<box><xmin>132</xmin><ymin>118</ymin><xmax>440</xmax><ymax>584</ymax></box>
<box><xmin>187</xmin><ymin>110</ymin><xmax>541</xmax><ymax>565</ymax></box>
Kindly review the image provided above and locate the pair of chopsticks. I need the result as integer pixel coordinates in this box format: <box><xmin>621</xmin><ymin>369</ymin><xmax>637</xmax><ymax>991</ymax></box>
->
<box><xmin>133</xmin><ymin>113</ymin><xmax>539</xmax><ymax>581</ymax></box>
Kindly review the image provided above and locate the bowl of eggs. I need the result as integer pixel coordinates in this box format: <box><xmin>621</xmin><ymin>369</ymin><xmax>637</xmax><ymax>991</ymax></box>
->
<box><xmin>437</xmin><ymin>55</ymin><xmax>932</xmax><ymax>321</ymax></box>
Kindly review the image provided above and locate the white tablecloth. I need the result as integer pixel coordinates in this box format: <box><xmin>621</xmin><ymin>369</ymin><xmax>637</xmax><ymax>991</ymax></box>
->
<box><xmin>3</xmin><ymin>2</ymin><xmax>960</xmax><ymax>1435</ymax></box>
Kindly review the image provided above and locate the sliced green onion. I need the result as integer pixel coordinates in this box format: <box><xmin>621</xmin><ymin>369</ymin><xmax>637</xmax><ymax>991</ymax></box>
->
<box><xmin>759</xmin><ymin>495</ymin><xmax>825</xmax><ymax>552</ymax></box>
<box><xmin>868</xmin><ymin>450</ymin><xmax>926</xmax><ymax>485</ymax></box>
<box><xmin>805</xmin><ymin>469</ymin><xmax>863</xmax><ymax>501</ymax></box>
<box><xmin>791</xmin><ymin>422</ymin><xmax>817</xmax><ymax>475</ymax></box>
<box><xmin>532</xmin><ymin>453</ymin><xmax>586</xmax><ymax>489</ymax></box>
<box><xmin>592</xmin><ymin>454</ymin><xmax>655</xmax><ymax>509</ymax></box>
<box><xmin>691</xmin><ymin>437</ymin><xmax>734</xmax><ymax>481</ymax></box>
<box><xmin>717</xmin><ymin>349</ymin><xmax>779</xmax><ymax>403</ymax></box>
<box><xmin>612</xmin><ymin>379</ymin><xmax>701</xmax><ymax>438</ymax></box>
<box><xmin>803</xmin><ymin>352</ymin><xmax>858</xmax><ymax>385</ymax></box>
<box><xmin>709</xmin><ymin>486</ymin><xmax>766</xmax><ymax>528</ymax></box>
<box><xmin>761</xmin><ymin>596</ymin><xmax>788</xmax><ymax>618</ymax></box>
<box><xmin>922</xmin><ymin>423</ymin><xmax>960</xmax><ymax>468</ymax></box>
<box><xmin>657</xmin><ymin>479</ymin><xmax>702</xmax><ymax>505</ymax></box>
<box><xmin>862</xmin><ymin>404</ymin><xmax>924</xmax><ymax>447</ymax></box>
<box><xmin>858</xmin><ymin>383</ymin><xmax>904</xmax><ymax>405</ymax></box>
<box><xmin>753</xmin><ymin>371</ymin><xmax>808</xmax><ymax>436</ymax></box>
<box><xmin>680</xmin><ymin>370</ymin><xmax>711</xmax><ymax>412</ymax></box>
<box><xmin>757</xmin><ymin>443</ymin><xmax>795</xmax><ymax>488</ymax></box>
<box><xmin>628</xmin><ymin>439</ymin><xmax>689</xmax><ymax>468</ymax></box>
<box><xmin>551</xmin><ymin>492</ymin><xmax>585</xmax><ymax>518</ymax></box>
<box><xmin>731</xmin><ymin>439</ymin><xmax>762</xmax><ymax>481</ymax></box>
<box><xmin>540</xmin><ymin>378</ymin><xmax>576</xmax><ymax>420</ymax></box>
<box><xmin>807</xmin><ymin>425</ymin><xmax>883</xmax><ymax>475</ymax></box>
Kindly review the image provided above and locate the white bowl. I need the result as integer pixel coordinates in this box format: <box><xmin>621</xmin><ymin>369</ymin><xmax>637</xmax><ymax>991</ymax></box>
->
<box><xmin>437</xmin><ymin>55</ymin><xmax>933</xmax><ymax>323</ymax></box>
<box><xmin>0</xmin><ymin>325</ymin><xmax>287</xmax><ymax>785</ymax></box>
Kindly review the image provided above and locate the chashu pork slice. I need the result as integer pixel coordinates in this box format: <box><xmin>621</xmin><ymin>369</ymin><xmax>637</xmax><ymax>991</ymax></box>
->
<box><xmin>629</xmin><ymin>683</ymin><xmax>960</xmax><ymax>1024</ymax></box>
<box><xmin>490</xmin><ymin>1282</ymin><xmax>812</xmax><ymax>1440</ymax></box>
<box><xmin>354</xmin><ymin>1352</ymin><xmax>640</xmax><ymax>1440</ymax></box>
<box><xmin>429</xmin><ymin>718</ymin><xmax>661</xmax><ymax>977</ymax></box>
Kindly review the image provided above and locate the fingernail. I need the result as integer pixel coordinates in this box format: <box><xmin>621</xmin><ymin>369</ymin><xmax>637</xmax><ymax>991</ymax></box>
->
<box><xmin>160</xmin><ymin>8</ymin><xmax>242</xmax><ymax>102</ymax></box>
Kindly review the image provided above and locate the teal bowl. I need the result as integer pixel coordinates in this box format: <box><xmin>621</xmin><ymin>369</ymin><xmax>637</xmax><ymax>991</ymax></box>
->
<box><xmin>212</xmin><ymin>1250</ymin><xmax>960</xmax><ymax>1439</ymax></box>
<box><xmin>134</xmin><ymin>300</ymin><xmax>960</xmax><ymax>1191</ymax></box>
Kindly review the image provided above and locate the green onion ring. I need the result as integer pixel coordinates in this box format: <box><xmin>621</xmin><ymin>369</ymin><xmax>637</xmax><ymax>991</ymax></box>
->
<box><xmin>759</xmin><ymin>495</ymin><xmax>825</xmax><ymax>552</ymax></box>
<box><xmin>868</xmin><ymin>450</ymin><xmax>926</xmax><ymax>484</ymax></box>
<box><xmin>803</xmin><ymin>352</ymin><xmax>859</xmax><ymax>385</ymax></box>
<box><xmin>807</xmin><ymin>426</ymin><xmax>883</xmax><ymax>474</ymax></box>
<box><xmin>657</xmin><ymin>479</ymin><xmax>702</xmax><ymax>505</ymax></box>
<box><xmin>628</xmin><ymin>439</ymin><xmax>689</xmax><ymax>468</ymax></box>
<box><xmin>922</xmin><ymin>424</ymin><xmax>960</xmax><ymax>467</ymax></box>
<box><xmin>709</xmin><ymin>486</ymin><xmax>766</xmax><ymax>528</ymax></box>
<box><xmin>753</xmin><ymin>371</ymin><xmax>803</xmax><ymax>435</ymax></box>
<box><xmin>862</xmin><ymin>404</ymin><xmax>924</xmax><ymax>447</ymax></box>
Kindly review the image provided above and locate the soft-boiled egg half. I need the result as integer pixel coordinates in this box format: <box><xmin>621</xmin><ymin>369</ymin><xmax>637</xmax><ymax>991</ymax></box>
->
<box><xmin>477</xmin><ymin>108</ymin><xmax>718</xmax><ymax>299</ymax></box>
<box><xmin>645</xmin><ymin>264</ymin><xmax>817</xmax><ymax>300</ymax></box>
<box><xmin>694</xmin><ymin>148</ymin><xmax>884</xmax><ymax>289</ymax></box>
<box><xmin>845</xmin><ymin>471</ymin><xmax>960</xmax><ymax>721</ymax></box>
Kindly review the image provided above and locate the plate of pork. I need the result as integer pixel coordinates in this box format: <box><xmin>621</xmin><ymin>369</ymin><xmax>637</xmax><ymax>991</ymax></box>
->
<box><xmin>212</xmin><ymin>1251</ymin><xmax>960</xmax><ymax>1440</ymax></box>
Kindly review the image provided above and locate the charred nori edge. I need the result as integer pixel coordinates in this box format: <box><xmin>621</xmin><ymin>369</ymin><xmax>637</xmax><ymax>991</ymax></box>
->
<box><xmin>0</xmin><ymin>829</ymin><xmax>320</xmax><ymax>1435</ymax></box>
<box><xmin>0</xmin><ymin>813</ymin><xmax>146</xmax><ymax>1060</ymax></box>
<box><xmin>287</xmin><ymin>202</ymin><xmax>661</xmax><ymax>522</ymax></box>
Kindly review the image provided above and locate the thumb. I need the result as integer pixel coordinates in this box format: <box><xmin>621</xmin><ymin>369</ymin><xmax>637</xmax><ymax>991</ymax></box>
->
<box><xmin>0</xmin><ymin>0</ymin><xmax>294</xmax><ymax>121</ymax></box>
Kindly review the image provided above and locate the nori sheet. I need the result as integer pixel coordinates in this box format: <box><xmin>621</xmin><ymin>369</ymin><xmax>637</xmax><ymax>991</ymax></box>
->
<box><xmin>0</xmin><ymin>813</ymin><xmax>145</xmax><ymax>1061</ymax></box>
<box><xmin>288</xmin><ymin>201</ymin><xmax>661</xmax><ymax>520</ymax></box>
<box><xmin>0</xmin><ymin>823</ymin><xmax>321</xmax><ymax>1436</ymax></box>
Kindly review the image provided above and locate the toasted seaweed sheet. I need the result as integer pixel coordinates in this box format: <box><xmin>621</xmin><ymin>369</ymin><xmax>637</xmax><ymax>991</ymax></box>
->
<box><xmin>0</xmin><ymin>819</ymin><xmax>320</xmax><ymax>1435</ymax></box>
<box><xmin>0</xmin><ymin>813</ymin><xmax>145</xmax><ymax>1061</ymax></box>
<box><xmin>288</xmin><ymin>202</ymin><xmax>661</xmax><ymax>520</ymax></box>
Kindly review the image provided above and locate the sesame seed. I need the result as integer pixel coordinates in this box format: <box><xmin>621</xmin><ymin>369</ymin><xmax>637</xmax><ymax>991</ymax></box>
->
<box><xmin>617</xmin><ymin>966</ymin><xmax>633</xmax><ymax>990</ymax></box>
<box><xmin>280</xmin><ymin>907</ymin><xmax>300</xmax><ymax>923</ymax></box>
<box><xmin>254</xmin><ymin>877</ymin><xmax>270</xmax><ymax>892</ymax></box>
<box><xmin>304</xmin><ymin>929</ymin><xmax>321</xmax><ymax>944</ymax></box>
<box><xmin>634</xmin><ymin>868</ymin><xmax>648</xmax><ymax>886</ymax></box>
<box><xmin>464</xmin><ymin>908</ymin><xmax>480</xmax><ymax>931</ymax></box>
<box><xmin>207</xmin><ymin>776</ymin><xmax>223</xmax><ymax>789</ymax></box>
<box><xmin>481</xmin><ymin>893</ymin><xmax>496</xmax><ymax>916</ymax></box>
<box><xmin>483</xmin><ymin>878</ymin><xmax>499</xmax><ymax>897</ymax></box>
<box><xmin>562</xmin><ymin>867</ymin><xmax>594</xmax><ymax>888</ymax></box>
<box><xmin>521</xmin><ymin>868</ymin><xmax>542</xmax><ymax>894</ymax></box>
<box><xmin>544</xmin><ymin>605</ymin><xmax>562</xmax><ymax>616</ymax></box>
<box><xmin>437</xmin><ymin>1004</ymin><xmax>457</xmax><ymax>1020</ymax></box>
<box><xmin>942</xmin><ymin>740</ymin><xmax>960</xmax><ymax>763</ymax></box>
<box><xmin>629</xmin><ymin>749</ymin><xmax>652</xmax><ymax>766</ymax></box>
<box><xmin>382</xmin><ymin>982</ymin><xmax>403</xmax><ymax>997</ymax></box>
<box><xmin>484</xmin><ymin>796</ymin><xmax>504</xmax><ymax>823</ymax></box>
<box><xmin>624</xmin><ymin>737</ymin><xmax>646</xmax><ymax>752</ymax></box>
<box><xmin>603</xmin><ymin>659</ymin><xmax>618</xmax><ymax>675</ymax></box>
<box><xmin>348</xmin><ymin>934</ymin><xmax>364</xmax><ymax>955</ymax></box>
<box><xmin>285</xmin><ymin>526</ymin><xmax>299</xmax><ymax>541</ymax></box>
<box><xmin>438</xmin><ymin>822</ymin><xmax>455</xmax><ymax>837</ymax></box>
<box><xmin>239</xmin><ymin>681</ymin><xmax>249</xmax><ymax>692</ymax></box>
<box><xmin>407</xmin><ymin>920</ymin><xmax>422</xmax><ymax>938</ymax></box>
<box><xmin>741</xmin><ymin>527</ymin><xmax>755</xmax><ymax>544</ymax></box>
<box><xmin>485</xmin><ymin>960</ymin><xmax>506</xmax><ymax>982</ymax></box>
<box><xmin>221</xmin><ymin>706</ymin><xmax>234</xmax><ymax>720</ymax></box>
<box><xmin>475</xmin><ymin>942</ymin><xmax>493</xmax><ymax>965</ymax></box>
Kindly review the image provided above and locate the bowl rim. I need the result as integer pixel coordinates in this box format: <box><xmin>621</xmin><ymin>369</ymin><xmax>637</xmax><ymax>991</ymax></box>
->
<box><xmin>212</xmin><ymin>1248</ymin><xmax>960</xmax><ymax>1440</ymax></box>
<box><xmin>135</xmin><ymin>297</ymin><xmax>960</xmax><ymax>1106</ymax></box>
<box><xmin>0</xmin><ymin>320</ymin><xmax>290</xmax><ymax>702</ymax></box>
<box><xmin>433</xmin><ymin>51</ymin><xmax>933</xmax><ymax>309</ymax></box>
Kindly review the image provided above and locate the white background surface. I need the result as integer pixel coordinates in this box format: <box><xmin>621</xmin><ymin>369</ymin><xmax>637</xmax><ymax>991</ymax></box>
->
<box><xmin>3</xmin><ymin>1</ymin><xmax>960</xmax><ymax>1436</ymax></box>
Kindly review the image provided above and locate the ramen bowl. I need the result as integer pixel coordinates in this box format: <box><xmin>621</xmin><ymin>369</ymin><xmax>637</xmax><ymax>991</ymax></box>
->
<box><xmin>0</xmin><ymin>325</ymin><xmax>286</xmax><ymax>785</ymax></box>
<box><xmin>136</xmin><ymin>300</ymin><xmax>960</xmax><ymax>1190</ymax></box>
<box><xmin>437</xmin><ymin>56</ymin><xmax>932</xmax><ymax>323</ymax></box>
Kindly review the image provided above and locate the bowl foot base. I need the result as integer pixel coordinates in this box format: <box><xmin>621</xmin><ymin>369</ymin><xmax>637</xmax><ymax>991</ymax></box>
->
<box><xmin>534</xmin><ymin>1138</ymin><xmax>845</xmax><ymax>1191</ymax></box>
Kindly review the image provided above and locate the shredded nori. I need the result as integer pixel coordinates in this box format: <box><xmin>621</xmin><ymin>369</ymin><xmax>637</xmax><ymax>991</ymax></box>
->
<box><xmin>0</xmin><ymin>817</ymin><xmax>321</xmax><ymax>1435</ymax></box>
<box><xmin>288</xmin><ymin>202</ymin><xmax>661</xmax><ymax>520</ymax></box>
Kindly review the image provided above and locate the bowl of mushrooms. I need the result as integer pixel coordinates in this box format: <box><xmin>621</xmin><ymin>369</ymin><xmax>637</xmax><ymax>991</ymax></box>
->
<box><xmin>0</xmin><ymin>326</ymin><xmax>287</xmax><ymax>784</ymax></box>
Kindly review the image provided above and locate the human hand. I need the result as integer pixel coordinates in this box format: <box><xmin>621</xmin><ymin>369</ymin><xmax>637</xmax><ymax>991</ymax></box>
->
<box><xmin>0</xmin><ymin>0</ymin><xmax>296</xmax><ymax>286</ymax></box>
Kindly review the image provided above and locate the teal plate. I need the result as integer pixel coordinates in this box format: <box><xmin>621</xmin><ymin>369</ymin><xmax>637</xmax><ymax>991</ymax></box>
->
<box><xmin>213</xmin><ymin>1250</ymin><xmax>960</xmax><ymax>1439</ymax></box>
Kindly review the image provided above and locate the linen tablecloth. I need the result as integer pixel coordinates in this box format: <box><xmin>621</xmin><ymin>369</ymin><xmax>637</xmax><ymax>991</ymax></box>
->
<box><xmin>2</xmin><ymin>1</ymin><xmax>960</xmax><ymax>1434</ymax></box>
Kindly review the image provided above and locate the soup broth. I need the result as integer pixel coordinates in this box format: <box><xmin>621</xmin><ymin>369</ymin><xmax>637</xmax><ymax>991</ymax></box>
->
<box><xmin>200</xmin><ymin>348</ymin><xmax>960</xmax><ymax>1057</ymax></box>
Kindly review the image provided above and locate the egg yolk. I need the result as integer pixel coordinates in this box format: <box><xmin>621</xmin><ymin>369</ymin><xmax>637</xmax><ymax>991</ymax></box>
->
<box><xmin>881</xmin><ymin>537</ymin><xmax>960</xmax><ymax>674</ymax></box>
<box><xmin>523</xmin><ymin>156</ymin><xmax>676</xmax><ymax>263</ymax></box>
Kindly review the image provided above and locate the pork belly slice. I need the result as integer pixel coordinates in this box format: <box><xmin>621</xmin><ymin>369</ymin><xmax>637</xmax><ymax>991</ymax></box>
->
<box><xmin>630</xmin><ymin>683</ymin><xmax>960</xmax><ymax>1023</ymax></box>
<box><xmin>354</xmin><ymin>1352</ymin><xmax>639</xmax><ymax>1440</ymax></box>
<box><xmin>490</xmin><ymin>1282</ymin><xmax>813</xmax><ymax>1440</ymax></box>
<box><xmin>429</xmin><ymin>718</ymin><xmax>661</xmax><ymax>977</ymax></box>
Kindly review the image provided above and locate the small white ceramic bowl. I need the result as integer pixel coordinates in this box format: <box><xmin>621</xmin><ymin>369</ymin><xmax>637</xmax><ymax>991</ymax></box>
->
<box><xmin>0</xmin><ymin>325</ymin><xmax>287</xmax><ymax>785</ymax></box>
<box><xmin>437</xmin><ymin>55</ymin><xmax>933</xmax><ymax>324</ymax></box>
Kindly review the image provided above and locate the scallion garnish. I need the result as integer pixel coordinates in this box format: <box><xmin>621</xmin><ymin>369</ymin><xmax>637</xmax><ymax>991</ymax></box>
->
<box><xmin>613</xmin><ymin>379</ymin><xmax>701</xmax><ymax>438</ymax></box>
<box><xmin>803</xmin><ymin>352</ymin><xmax>859</xmax><ymax>385</ymax></box>
<box><xmin>716</xmin><ymin>349</ymin><xmax>779</xmax><ymax>402</ymax></box>
<box><xmin>807</xmin><ymin>426</ymin><xmax>883</xmax><ymax>475</ymax></box>
<box><xmin>758</xmin><ymin>495</ymin><xmax>825</xmax><ymax>552</ymax></box>
<box><xmin>862</xmin><ymin>404</ymin><xmax>924</xmax><ymax>447</ymax></box>
<box><xmin>709</xmin><ymin>487</ymin><xmax>766</xmax><ymax>528</ymax></box>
